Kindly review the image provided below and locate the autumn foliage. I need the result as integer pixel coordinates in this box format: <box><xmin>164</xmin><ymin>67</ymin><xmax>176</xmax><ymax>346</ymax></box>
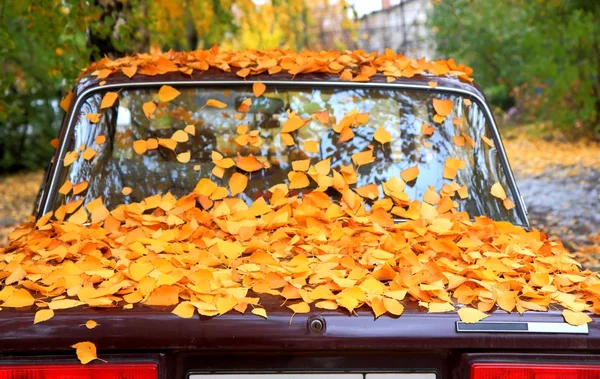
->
<box><xmin>0</xmin><ymin>48</ymin><xmax>597</xmax><ymax>350</ymax></box>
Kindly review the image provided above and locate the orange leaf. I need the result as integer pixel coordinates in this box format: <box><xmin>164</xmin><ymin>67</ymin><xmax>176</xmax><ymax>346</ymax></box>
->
<box><xmin>133</xmin><ymin>140</ymin><xmax>148</xmax><ymax>155</ymax></box>
<box><xmin>60</xmin><ymin>90</ymin><xmax>72</xmax><ymax>111</ymax></box>
<box><xmin>229</xmin><ymin>172</ymin><xmax>248</xmax><ymax>196</ymax></box>
<box><xmin>122</xmin><ymin>65</ymin><xmax>137</xmax><ymax>78</ymax></box>
<box><xmin>158</xmin><ymin>85</ymin><xmax>181</xmax><ymax>102</ymax></box>
<box><xmin>351</xmin><ymin>149</ymin><xmax>375</xmax><ymax>166</ymax></box>
<box><xmin>100</xmin><ymin>92</ymin><xmax>118</xmax><ymax>109</ymax></box>
<box><xmin>236</xmin><ymin>154</ymin><xmax>263</xmax><ymax>172</ymax></box>
<box><xmin>86</xmin><ymin>113</ymin><xmax>101</xmax><ymax>123</ymax></box>
<box><xmin>253</xmin><ymin>82</ymin><xmax>266</xmax><ymax>97</ymax></box>
<box><xmin>143</xmin><ymin>102</ymin><xmax>157</xmax><ymax>118</ymax></box>
<box><xmin>432</xmin><ymin>98</ymin><xmax>453</xmax><ymax>116</ymax></box>
<box><xmin>206</xmin><ymin>99</ymin><xmax>227</xmax><ymax>108</ymax></box>
<box><xmin>400</xmin><ymin>165</ymin><xmax>419</xmax><ymax>182</ymax></box>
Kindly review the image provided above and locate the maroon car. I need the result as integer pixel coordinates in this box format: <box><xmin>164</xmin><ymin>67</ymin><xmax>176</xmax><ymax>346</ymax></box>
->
<box><xmin>1</xmin><ymin>58</ymin><xmax>598</xmax><ymax>379</ymax></box>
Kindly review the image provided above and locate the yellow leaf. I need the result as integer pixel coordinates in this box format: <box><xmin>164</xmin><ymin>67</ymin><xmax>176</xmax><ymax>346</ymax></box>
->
<box><xmin>34</xmin><ymin>309</ymin><xmax>54</xmax><ymax>324</ymax></box>
<box><xmin>172</xmin><ymin>302</ymin><xmax>196</xmax><ymax>319</ymax></box>
<box><xmin>49</xmin><ymin>299</ymin><xmax>85</xmax><ymax>310</ymax></box>
<box><xmin>304</xmin><ymin>140</ymin><xmax>319</xmax><ymax>153</ymax></box>
<box><xmin>171</xmin><ymin>130</ymin><xmax>189</xmax><ymax>143</ymax></box>
<box><xmin>2</xmin><ymin>288</ymin><xmax>35</xmax><ymax>307</ymax></box>
<box><xmin>252</xmin><ymin>307</ymin><xmax>267</xmax><ymax>319</ymax></box>
<box><xmin>457</xmin><ymin>307</ymin><xmax>489</xmax><ymax>323</ymax></box>
<box><xmin>177</xmin><ymin>152</ymin><xmax>191</xmax><ymax>163</ymax></box>
<box><xmin>229</xmin><ymin>172</ymin><xmax>248</xmax><ymax>196</ymax></box>
<box><xmin>491</xmin><ymin>182</ymin><xmax>507</xmax><ymax>200</ymax></box>
<box><xmin>158</xmin><ymin>85</ymin><xmax>181</xmax><ymax>102</ymax></box>
<box><xmin>383</xmin><ymin>297</ymin><xmax>404</xmax><ymax>316</ymax></box>
<box><xmin>71</xmin><ymin>341</ymin><xmax>100</xmax><ymax>364</ymax></box>
<box><xmin>428</xmin><ymin>302</ymin><xmax>455</xmax><ymax>313</ymax></box>
<box><xmin>373</xmin><ymin>126</ymin><xmax>392</xmax><ymax>144</ymax></box>
<box><xmin>85</xmin><ymin>320</ymin><xmax>99</xmax><ymax>329</ymax></box>
<box><xmin>288</xmin><ymin>302</ymin><xmax>310</xmax><ymax>314</ymax></box>
<box><xmin>562</xmin><ymin>309</ymin><xmax>592</xmax><ymax>326</ymax></box>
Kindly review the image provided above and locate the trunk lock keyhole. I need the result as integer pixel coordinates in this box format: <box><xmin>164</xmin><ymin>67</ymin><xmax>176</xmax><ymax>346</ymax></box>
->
<box><xmin>309</xmin><ymin>318</ymin><xmax>324</xmax><ymax>333</ymax></box>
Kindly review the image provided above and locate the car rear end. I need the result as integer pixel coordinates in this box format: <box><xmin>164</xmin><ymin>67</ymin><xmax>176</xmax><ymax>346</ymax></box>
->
<box><xmin>0</xmin><ymin>300</ymin><xmax>598</xmax><ymax>378</ymax></box>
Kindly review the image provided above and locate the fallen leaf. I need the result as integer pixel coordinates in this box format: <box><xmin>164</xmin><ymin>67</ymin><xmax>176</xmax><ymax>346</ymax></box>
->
<box><xmin>229</xmin><ymin>173</ymin><xmax>248</xmax><ymax>196</ymax></box>
<box><xmin>177</xmin><ymin>152</ymin><xmax>191</xmax><ymax>163</ymax></box>
<box><xmin>100</xmin><ymin>92</ymin><xmax>118</xmax><ymax>109</ymax></box>
<box><xmin>433</xmin><ymin>98</ymin><xmax>453</xmax><ymax>116</ymax></box>
<box><xmin>33</xmin><ymin>309</ymin><xmax>54</xmax><ymax>324</ymax></box>
<box><xmin>143</xmin><ymin>102</ymin><xmax>157</xmax><ymax>118</ymax></box>
<box><xmin>72</xmin><ymin>342</ymin><xmax>100</xmax><ymax>364</ymax></box>
<box><xmin>491</xmin><ymin>182</ymin><xmax>507</xmax><ymax>200</ymax></box>
<box><xmin>84</xmin><ymin>320</ymin><xmax>99</xmax><ymax>329</ymax></box>
<box><xmin>86</xmin><ymin>114</ymin><xmax>101</xmax><ymax>123</ymax></box>
<box><xmin>562</xmin><ymin>309</ymin><xmax>592</xmax><ymax>326</ymax></box>
<box><xmin>158</xmin><ymin>85</ymin><xmax>181</xmax><ymax>102</ymax></box>
<box><xmin>374</xmin><ymin>126</ymin><xmax>392</xmax><ymax>144</ymax></box>
<box><xmin>457</xmin><ymin>307</ymin><xmax>489</xmax><ymax>323</ymax></box>
<box><xmin>253</xmin><ymin>82</ymin><xmax>266</xmax><ymax>97</ymax></box>
<box><xmin>206</xmin><ymin>99</ymin><xmax>227</xmax><ymax>108</ymax></box>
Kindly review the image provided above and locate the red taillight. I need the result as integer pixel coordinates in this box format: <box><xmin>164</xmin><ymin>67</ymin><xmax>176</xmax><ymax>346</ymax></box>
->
<box><xmin>471</xmin><ymin>363</ymin><xmax>600</xmax><ymax>379</ymax></box>
<box><xmin>0</xmin><ymin>363</ymin><xmax>157</xmax><ymax>379</ymax></box>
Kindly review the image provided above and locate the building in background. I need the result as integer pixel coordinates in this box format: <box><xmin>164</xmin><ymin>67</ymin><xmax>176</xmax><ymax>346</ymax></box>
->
<box><xmin>358</xmin><ymin>0</ymin><xmax>432</xmax><ymax>58</ymax></box>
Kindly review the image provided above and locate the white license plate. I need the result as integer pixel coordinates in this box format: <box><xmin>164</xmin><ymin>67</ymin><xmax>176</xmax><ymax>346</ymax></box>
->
<box><xmin>190</xmin><ymin>374</ymin><xmax>436</xmax><ymax>379</ymax></box>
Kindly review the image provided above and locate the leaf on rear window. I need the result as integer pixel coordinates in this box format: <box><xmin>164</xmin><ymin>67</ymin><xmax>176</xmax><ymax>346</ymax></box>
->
<box><xmin>253</xmin><ymin>82</ymin><xmax>266</xmax><ymax>97</ymax></box>
<box><xmin>157</xmin><ymin>85</ymin><xmax>181</xmax><ymax>102</ymax></box>
<box><xmin>100</xmin><ymin>92</ymin><xmax>118</xmax><ymax>109</ymax></box>
<box><xmin>205</xmin><ymin>99</ymin><xmax>227</xmax><ymax>108</ymax></box>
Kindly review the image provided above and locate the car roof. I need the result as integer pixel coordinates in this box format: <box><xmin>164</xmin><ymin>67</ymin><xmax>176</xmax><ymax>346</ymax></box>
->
<box><xmin>73</xmin><ymin>67</ymin><xmax>486</xmax><ymax>105</ymax></box>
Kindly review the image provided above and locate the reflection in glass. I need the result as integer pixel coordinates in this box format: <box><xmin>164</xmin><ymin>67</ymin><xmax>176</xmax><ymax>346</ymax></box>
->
<box><xmin>52</xmin><ymin>86</ymin><xmax>525</xmax><ymax>225</ymax></box>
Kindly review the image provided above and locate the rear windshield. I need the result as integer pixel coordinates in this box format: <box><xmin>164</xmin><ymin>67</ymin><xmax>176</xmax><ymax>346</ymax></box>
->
<box><xmin>49</xmin><ymin>84</ymin><xmax>525</xmax><ymax>225</ymax></box>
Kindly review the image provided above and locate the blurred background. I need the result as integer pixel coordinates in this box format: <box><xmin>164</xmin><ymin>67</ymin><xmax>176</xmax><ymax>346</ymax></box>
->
<box><xmin>0</xmin><ymin>0</ymin><xmax>598</xmax><ymax>262</ymax></box>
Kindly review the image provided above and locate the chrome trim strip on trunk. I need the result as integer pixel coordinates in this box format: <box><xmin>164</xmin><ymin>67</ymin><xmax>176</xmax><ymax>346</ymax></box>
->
<box><xmin>41</xmin><ymin>80</ymin><xmax>529</xmax><ymax>227</ymax></box>
<box><xmin>456</xmin><ymin>321</ymin><xmax>588</xmax><ymax>334</ymax></box>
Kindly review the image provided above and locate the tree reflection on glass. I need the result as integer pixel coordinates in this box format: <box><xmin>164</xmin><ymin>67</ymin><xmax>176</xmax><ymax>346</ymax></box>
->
<box><xmin>52</xmin><ymin>86</ymin><xmax>524</xmax><ymax>225</ymax></box>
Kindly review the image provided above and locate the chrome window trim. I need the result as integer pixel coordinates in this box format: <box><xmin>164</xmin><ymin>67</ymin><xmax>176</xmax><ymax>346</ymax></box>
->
<box><xmin>41</xmin><ymin>80</ymin><xmax>529</xmax><ymax>227</ymax></box>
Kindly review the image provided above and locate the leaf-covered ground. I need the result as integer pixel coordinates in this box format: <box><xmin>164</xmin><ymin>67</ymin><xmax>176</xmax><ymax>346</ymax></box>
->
<box><xmin>0</xmin><ymin>133</ymin><xmax>598</xmax><ymax>265</ymax></box>
<box><xmin>0</xmin><ymin>171</ymin><xmax>43</xmax><ymax>246</ymax></box>
<box><xmin>503</xmin><ymin>133</ymin><xmax>600</xmax><ymax>268</ymax></box>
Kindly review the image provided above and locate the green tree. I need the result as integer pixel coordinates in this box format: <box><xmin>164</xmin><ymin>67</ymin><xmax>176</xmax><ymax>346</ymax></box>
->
<box><xmin>430</xmin><ymin>0</ymin><xmax>600</xmax><ymax>132</ymax></box>
<box><xmin>0</xmin><ymin>0</ymin><xmax>357</xmax><ymax>174</ymax></box>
